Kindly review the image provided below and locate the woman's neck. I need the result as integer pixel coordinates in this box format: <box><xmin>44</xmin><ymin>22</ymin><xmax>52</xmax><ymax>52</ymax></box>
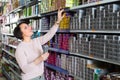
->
<box><xmin>23</xmin><ymin>37</ymin><xmax>31</xmax><ymax>42</ymax></box>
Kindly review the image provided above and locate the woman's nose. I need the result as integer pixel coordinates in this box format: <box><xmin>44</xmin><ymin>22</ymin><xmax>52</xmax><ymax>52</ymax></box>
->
<box><xmin>29</xmin><ymin>26</ymin><xmax>32</xmax><ymax>30</ymax></box>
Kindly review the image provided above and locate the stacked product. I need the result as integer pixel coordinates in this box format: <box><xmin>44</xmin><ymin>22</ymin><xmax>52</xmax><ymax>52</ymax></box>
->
<box><xmin>69</xmin><ymin>3</ymin><xmax>120</xmax><ymax>30</ymax></box>
<box><xmin>49</xmin><ymin>34</ymin><xmax>70</xmax><ymax>50</ymax></box>
<box><xmin>46</xmin><ymin>51</ymin><xmax>67</xmax><ymax>70</ymax></box>
<box><xmin>45</xmin><ymin>67</ymin><xmax>74</xmax><ymax>80</ymax></box>
<box><xmin>69</xmin><ymin>34</ymin><xmax>120</xmax><ymax>62</ymax></box>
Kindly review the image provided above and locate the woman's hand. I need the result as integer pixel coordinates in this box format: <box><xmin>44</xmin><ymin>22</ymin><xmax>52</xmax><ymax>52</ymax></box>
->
<box><xmin>56</xmin><ymin>8</ymin><xmax>65</xmax><ymax>24</ymax></box>
<box><xmin>34</xmin><ymin>52</ymin><xmax>49</xmax><ymax>65</ymax></box>
<box><xmin>41</xmin><ymin>52</ymin><xmax>49</xmax><ymax>61</ymax></box>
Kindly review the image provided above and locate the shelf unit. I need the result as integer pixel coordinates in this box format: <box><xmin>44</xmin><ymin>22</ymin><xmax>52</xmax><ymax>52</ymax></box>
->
<box><xmin>2</xmin><ymin>0</ymin><xmax>120</xmax><ymax>80</ymax></box>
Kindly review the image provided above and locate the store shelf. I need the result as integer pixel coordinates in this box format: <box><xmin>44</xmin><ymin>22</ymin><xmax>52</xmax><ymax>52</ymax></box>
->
<box><xmin>3</xmin><ymin>43</ymin><xmax>17</xmax><ymax>49</ymax></box>
<box><xmin>40</xmin><ymin>30</ymin><xmax>120</xmax><ymax>34</ymax></box>
<box><xmin>9</xmin><ymin>60</ymin><xmax>19</xmax><ymax>69</ymax></box>
<box><xmin>4</xmin><ymin>23</ymin><xmax>10</xmax><ymax>26</ymax></box>
<box><xmin>2</xmin><ymin>57</ymin><xmax>9</xmax><ymax>64</ymax></box>
<box><xmin>9</xmin><ymin>67</ymin><xmax>21</xmax><ymax>79</ymax></box>
<box><xmin>5</xmin><ymin>22</ymin><xmax>17</xmax><ymax>26</ymax></box>
<box><xmin>70</xmin><ymin>0</ymin><xmax>120</xmax><ymax>10</ymax></box>
<box><xmin>7</xmin><ymin>0</ymin><xmax>41</xmax><ymax>14</ymax></box>
<box><xmin>19</xmin><ymin>15</ymin><xmax>41</xmax><ymax>20</ymax></box>
<box><xmin>70</xmin><ymin>52</ymin><xmax>120</xmax><ymax>66</ymax></box>
<box><xmin>69</xmin><ymin>30</ymin><xmax>120</xmax><ymax>34</ymax></box>
<box><xmin>8</xmin><ymin>44</ymin><xmax>17</xmax><ymax>49</ymax></box>
<box><xmin>41</xmin><ymin>7</ymin><xmax>74</xmax><ymax>17</ymax></box>
<box><xmin>25</xmin><ymin>0</ymin><xmax>41</xmax><ymax>7</ymax></box>
<box><xmin>40</xmin><ymin>30</ymin><xmax>70</xmax><ymax>33</ymax></box>
<box><xmin>2</xmin><ymin>67</ymin><xmax>12</xmax><ymax>80</ymax></box>
<box><xmin>45</xmin><ymin>62</ymin><xmax>68</xmax><ymax>75</ymax></box>
<box><xmin>48</xmin><ymin>47</ymin><xmax>69</xmax><ymax>54</ymax></box>
<box><xmin>2</xmin><ymin>33</ymin><xmax>13</xmax><ymax>36</ymax></box>
<box><xmin>8</xmin><ymin>6</ymin><xmax>24</xmax><ymax>14</ymax></box>
<box><xmin>2</xmin><ymin>48</ymin><xmax>15</xmax><ymax>58</ymax></box>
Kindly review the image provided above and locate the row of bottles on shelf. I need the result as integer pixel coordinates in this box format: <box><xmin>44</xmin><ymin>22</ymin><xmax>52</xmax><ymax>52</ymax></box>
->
<box><xmin>3</xmin><ymin>32</ymin><xmax>120</xmax><ymax>63</ymax></box>
<box><xmin>49</xmin><ymin>34</ymin><xmax>70</xmax><ymax>51</ymax></box>
<box><xmin>19</xmin><ymin>2</ymin><xmax>41</xmax><ymax>18</ymax></box>
<box><xmin>3</xmin><ymin>0</ymin><xmax>39</xmax><ymax>15</ymax></box>
<box><xmin>41</xmin><ymin>13</ymin><xmax>71</xmax><ymax>30</ymax></box>
<box><xmin>2</xmin><ymin>63</ymin><xmax>21</xmax><ymax>80</ymax></box>
<box><xmin>46</xmin><ymin>51</ymin><xmax>120</xmax><ymax>80</ymax></box>
<box><xmin>2</xmin><ymin>35</ymin><xmax>20</xmax><ymax>47</ymax></box>
<box><xmin>3</xmin><ymin>2</ymin><xmax>41</xmax><ymax>24</ymax></box>
<box><xmin>69</xmin><ymin>33</ymin><xmax>120</xmax><ymax>62</ymax></box>
<box><xmin>2</xmin><ymin>44</ymin><xmax>16</xmax><ymax>55</ymax></box>
<box><xmin>3</xmin><ymin>0</ymin><xmax>104</xmax><ymax>16</ymax></box>
<box><xmin>45</xmin><ymin>67</ymin><xmax>74</xmax><ymax>80</ymax></box>
<box><xmin>3</xmin><ymin>3</ymin><xmax>120</xmax><ymax>34</ymax></box>
<box><xmin>2</xmin><ymin>19</ymin><xmax>41</xmax><ymax>35</ymax></box>
<box><xmin>41</xmin><ymin>0</ymin><xmax>103</xmax><ymax>13</ymax></box>
<box><xmin>41</xmin><ymin>3</ymin><xmax>120</xmax><ymax>30</ymax></box>
<box><xmin>2</xmin><ymin>51</ymin><xmax>21</xmax><ymax>80</ymax></box>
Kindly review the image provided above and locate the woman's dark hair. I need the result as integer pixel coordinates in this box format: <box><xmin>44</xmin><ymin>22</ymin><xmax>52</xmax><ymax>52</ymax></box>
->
<box><xmin>13</xmin><ymin>20</ymin><xmax>30</xmax><ymax>39</ymax></box>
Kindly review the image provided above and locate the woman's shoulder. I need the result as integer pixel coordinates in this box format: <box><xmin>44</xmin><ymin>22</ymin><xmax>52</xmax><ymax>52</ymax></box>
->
<box><xmin>16</xmin><ymin>42</ymin><xmax>25</xmax><ymax>49</ymax></box>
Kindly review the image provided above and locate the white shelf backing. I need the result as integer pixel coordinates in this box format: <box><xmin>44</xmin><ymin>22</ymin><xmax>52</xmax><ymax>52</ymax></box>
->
<box><xmin>71</xmin><ymin>0</ymin><xmax>120</xmax><ymax>10</ymax></box>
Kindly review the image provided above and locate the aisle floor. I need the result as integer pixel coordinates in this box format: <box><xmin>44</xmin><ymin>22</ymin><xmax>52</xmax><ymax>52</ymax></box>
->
<box><xmin>0</xmin><ymin>77</ymin><xmax>6</xmax><ymax>80</ymax></box>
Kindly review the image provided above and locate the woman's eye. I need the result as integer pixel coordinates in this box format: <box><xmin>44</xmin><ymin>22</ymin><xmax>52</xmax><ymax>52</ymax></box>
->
<box><xmin>25</xmin><ymin>26</ymin><xmax>27</xmax><ymax>29</ymax></box>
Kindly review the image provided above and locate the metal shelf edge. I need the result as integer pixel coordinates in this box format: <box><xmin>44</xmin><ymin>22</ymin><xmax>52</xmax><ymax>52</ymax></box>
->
<box><xmin>2</xmin><ymin>67</ymin><xmax>12</xmax><ymax>80</ymax></box>
<box><xmin>69</xmin><ymin>30</ymin><xmax>120</xmax><ymax>34</ymax></box>
<box><xmin>48</xmin><ymin>47</ymin><xmax>69</xmax><ymax>54</ymax></box>
<box><xmin>70</xmin><ymin>52</ymin><xmax>120</xmax><ymax>66</ymax></box>
<box><xmin>9</xmin><ymin>60</ymin><xmax>19</xmax><ymax>69</ymax></box>
<box><xmin>2</xmin><ymin>57</ymin><xmax>9</xmax><ymax>64</ymax></box>
<box><xmin>45</xmin><ymin>62</ymin><xmax>68</xmax><ymax>75</ymax></box>
<box><xmin>70</xmin><ymin>0</ymin><xmax>120</xmax><ymax>10</ymax></box>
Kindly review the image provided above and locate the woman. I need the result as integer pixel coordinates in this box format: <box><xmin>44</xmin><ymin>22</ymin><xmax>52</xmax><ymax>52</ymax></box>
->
<box><xmin>13</xmin><ymin>9</ymin><xmax>64</xmax><ymax>80</ymax></box>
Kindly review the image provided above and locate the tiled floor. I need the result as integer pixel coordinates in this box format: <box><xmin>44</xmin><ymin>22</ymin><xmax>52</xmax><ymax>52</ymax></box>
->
<box><xmin>0</xmin><ymin>77</ymin><xmax>6</xmax><ymax>80</ymax></box>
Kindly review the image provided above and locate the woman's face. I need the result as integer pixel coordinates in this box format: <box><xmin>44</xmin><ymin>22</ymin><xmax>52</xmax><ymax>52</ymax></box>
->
<box><xmin>19</xmin><ymin>23</ymin><xmax>33</xmax><ymax>38</ymax></box>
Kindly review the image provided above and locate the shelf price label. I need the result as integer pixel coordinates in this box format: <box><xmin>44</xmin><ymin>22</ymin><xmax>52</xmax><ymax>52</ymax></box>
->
<box><xmin>92</xmin><ymin>29</ymin><xmax>95</xmax><ymax>32</ymax></box>
<box><xmin>96</xmin><ymin>1</ymin><xmax>100</xmax><ymax>5</ymax></box>
<box><xmin>89</xmin><ymin>54</ymin><xmax>94</xmax><ymax>58</ymax></box>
